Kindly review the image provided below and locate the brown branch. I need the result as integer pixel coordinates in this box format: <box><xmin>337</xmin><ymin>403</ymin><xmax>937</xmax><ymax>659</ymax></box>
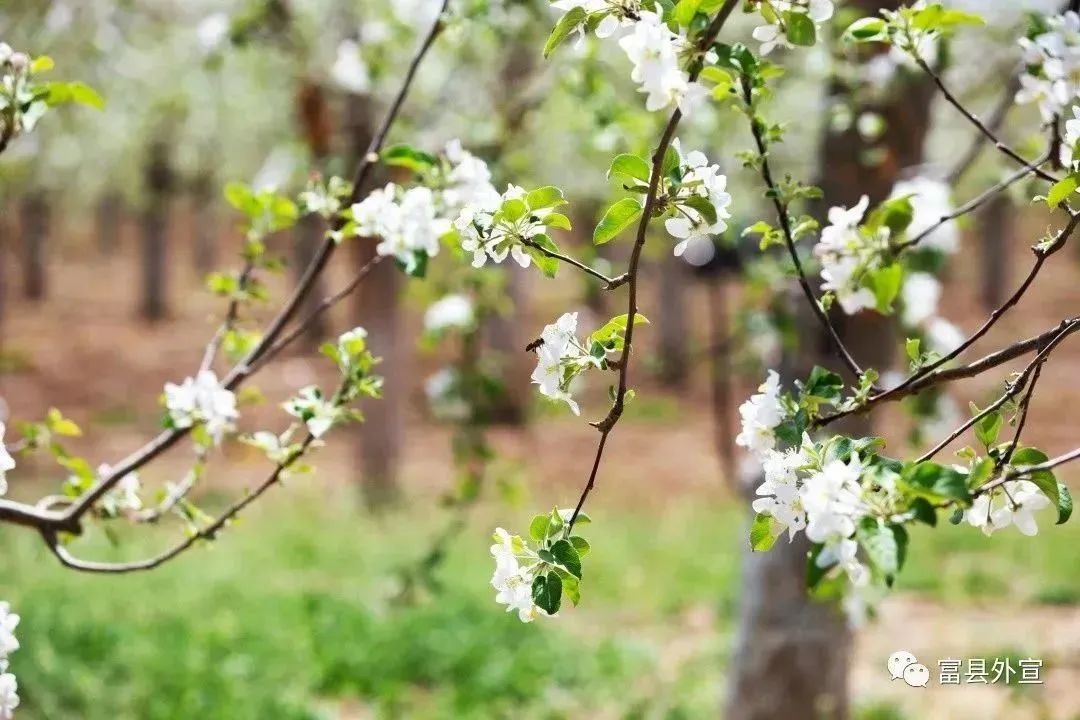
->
<box><xmin>917</xmin><ymin>56</ymin><xmax>1059</xmax><ymax>185</ymax></box>
<box><xmin>895</xmin><ymin>150</ymin><xmax>1051</xmax><ymax>253</ymax></box>
<box><xmin>818</xmin><ymin>214</ymin><xmax>1080</xmax><ymax>429</ymax></box>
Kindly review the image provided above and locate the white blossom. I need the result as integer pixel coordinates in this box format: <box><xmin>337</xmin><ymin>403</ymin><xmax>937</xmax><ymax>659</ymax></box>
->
<box><xmin>331</xmin><ymin>39</ymin><xmax>372</xmax><ymax>95</ymax></box>
<box><xmin>196</xmin><ymin>13</ymin><xmax>230</xmax><ymax>54</ymax></box>
<box><xmin>0</xmin><ymin>423</ymin><xmax>14</xmax><ymax>497</ymax></box>
<box><xmin>164</xmin><ymin>371</ymin><xmax>239</xmax><ymax>444</ymax></box>
<box><xmin>735</xmin><ymin>371</ymin><xmax>785</xmax><ymax>458</ymax></box>
<box><xmin>490</xmin><ymin>528</ymin><xmax>545</xmax><ymax>623</ymax></box>
<box><xmin>891</xmin><ymin>176</ymin><xmax>958</xmax><ymax>254</ymax></box>
<box><xmin>1062</xmin><ymin>104</ymin><xmax>1080</xmax><ymax>168</ymax></box>
<box><xmin>751</xmin><ymin>1</ymin><xmax>834</xmax><ymax>56</ymax></box>
<box><xmin>0</xmin><ymin>673</ymin><xmax>17</xmax><ymax>720</ymax></box>
<box><xmin>283</xmin><ymin>386</ymin><xmax>338</xmax><ymax>439</ymax></box>
<box><xmin>815</xmin><ymin>195</ymin><xmax>880</xmax><ymax>315</ymax></box>
<box><xmin>442</xmin><ymin>140</ymin><xmax>500</xmax><ymax>213</ymax></box>
<box><xmin>618</xmin><ymin>10</ymin><xmax>705</xmax><ymax>115</ymax></box>
<box><xmin>802</xmin><ymin>454</ymin><xmax>868</xmax><ymax>546</ymax></box>
<box><xmin>455</xmin><ymin>185</ymin><xmax>544</xmax><ymax>269</ymax></box>
<box><xmin>752</xmin><ymin>448</ymin><xmax>809</xmax><ymax>540</ymax></box>
<box><xmin>1015</xmin><ymin>11</ymin><xmax>1080</xmax><ymax>121</ymax></box>
<box><xmin>424</xmin><ymin>294</ymin><xmax>474</xmax><ymax>332</ymax></box>
<box><xmin>821</xmin><ymin>255</ymin><xmax>877</xmax><ymax>315</ymax></box>
<box><xmin>99</xmin><ymin>463</ymin><xmax>142</xmax><ymax>513</ymax></box>
<box><xmin>0</xmin><ymin>603</ymin><xmax>18</xmax><ymax>661</ymax></box>
<box><xmin>352</xmin><ymin>184</ymin><xmax>448</xmax><ymax>263</ymax></box>
<box><xmin>246</xmin><ymin>431</ymin><xmax>292</xmax><ymax>464</ymax></box>
<box><xmin>925</xmin><ymin>317</ymin><xmax>965</xmax><ymax>356</ymax></box>
<box><xmin>966</xmin><ymin>481</ymin><xmax>1051</xmax><ymax>536</ymax></box>
<box><xmin>900</xmin><ymin>271</ymin><xmax>941</xmax><ymax>327</ymax></box>
<box><xmin>664</xmin><ymin>141</ymin><xmax>733</xmax><ymax>256</ymax></box>
<box><xmin>530</xmin><ymin>312</ymin><xmax>591</xmax><ymax>416</ymax></box>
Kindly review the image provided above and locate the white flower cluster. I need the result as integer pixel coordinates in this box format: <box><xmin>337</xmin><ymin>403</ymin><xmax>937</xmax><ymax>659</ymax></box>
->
<box><xmin>0</xmin><ymin>44</ymin><xmax>29</xmax><ymax>72</ymax></box>
<box><xmin>490</xmin><ymin>528</ymin><xmax>549</xmax><ymax>623</ymax></box>
<box><xmin>1016</xmin><ymin>11</ymin><xmax>1080</xmax><ymax>122</ymax></box>
<box><xmin>98</xmin><ymin>463</ymin><xmax>142</xmax><ymax>515</ymax></box>
<box><xmin>735</xmin><ymin>370</ymin><xmax>786</xmax><ymax>458</ymax></box>
<box><xmin>352</xmin><ymin>184</ymin><xmax>447</xmax><ymax>263</ymax></box>
<box><xmin>351</xmin><ymin>140</ymin><xmax>500</xmax><ymax>266</ymax></box>
<box><xmin>753</xmin><ymin>445</ymin><xmax>875</xmax><ymax>587</ymax></box>
<box><xmin>284</xmin><ymin>386</ymin><xmax>338</xmax><ymax>439</ymax></box>
<box><xmin>816</xmin><ymin>195</ymin><xmax>880</xmax><ymax>314</ymax></box>
<box><xmin>164</xmin><ymin>370</ymin><xmax>239</xmax><ymax>445</ymax></box>
<box><xmin>664</xmin><ymin>140</ymin><xmax>733</xmax><ymax>256</ymax></box>
<box><xmin>618</xmin><ymin>10</ymin><xmax>706</xmax><ymax>114</ymax></box>
<box><xmin>0</xmin><ymin>423</ymin><xmax>14</xmax><ymax>497</ymax></box>
<box><xmin>965</xmin><ymin>480</ymin><xmax>1051</xmax><ymax>537</ymax></box>
<box><xmin>816</xmin><ymin>178</ymin><xmax>962</xmax><ymax>343</ymax></box>
<box><xmin>531</xmin><ymin>312</ymin><xmax>601</xmax><ymax>416</ymax></box>
<box><xmin>455</xmin><ymin>185</ymin><xmax>545</xmax><ymax>269</ymax></box>
<box><xmin>0</xmin><ymin>601</ymin><xmax>19</xmax><ymax>720</ymax></box>
<box><xmin>751</xmin><ymin>0</ymin><xmax>835</xmax><ymax>56</ymax></box>
<box><xmin>1060</xmin><ymin>104</ymin><xmax>1080</xmax><ymax>169</ymax></box>
<box><xmin>424</xmin><ymin>293</ymin><xmax>474</xmax><ymax>333</ymax></box>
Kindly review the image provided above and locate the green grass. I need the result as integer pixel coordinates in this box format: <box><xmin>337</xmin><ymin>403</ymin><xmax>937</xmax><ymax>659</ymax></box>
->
<box><xmin>1</xmin><ymin>487</ymin><xmax>1077</xmax><ymax>718</ymax></box>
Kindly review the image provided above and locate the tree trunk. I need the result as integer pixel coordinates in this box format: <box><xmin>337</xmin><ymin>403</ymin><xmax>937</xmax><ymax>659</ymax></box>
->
<box><xmin>657</xmin><ymin>251</ymin><xmax>690</xmax><ymax>389</ymax></box>
<box><xmin>96</xmin><ymin>193</ymin><xmax>122</xmax><ymax>256</ymax></box>
<box><xmin>192</xmin><ymin>176</ymin><xmax>218</xmax><ymax>275</ymax></box>
<box><xmin>725</xmin><ymin>3</ymin><xmax>935</xmax><ymax>716</ymax></box>
<box><xmin>343</xmin><ymin>91</ymin><xmax>403</xmax><ymax>510</ymax></box>
<box><xmin>484</xmin><ymin>265</ymin><xmax>533</xmax><ymax>424</ymax></box>
<box><xmin>293</xmin><ymin>213</ymin><xmax>329</xmax><ymax>346</ymax></box>
<box><xmin>353</xmin><ymin>239</ymin><xmax>404</xmax><ymax>510</ymax></box>
<box><xmin>978</xmin><ymin>193</ymin><xmax>1010</xmax><ymax>312</ymax></box>
<box><xmin>140</xmin><ymin>141</ymin><xmax>174</xmax><ymax>322</ymax></box>
<box><xmin>20</xmin><ymin>193</ymin><xmax>48</xmax><ymax>301</ymax></box>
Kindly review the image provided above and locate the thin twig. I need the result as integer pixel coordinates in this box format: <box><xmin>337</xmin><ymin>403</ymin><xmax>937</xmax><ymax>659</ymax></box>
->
<box><xmin>566</xmin><ymin>0</ymin><xmax>740</xmax><ymax>530</ymax></box>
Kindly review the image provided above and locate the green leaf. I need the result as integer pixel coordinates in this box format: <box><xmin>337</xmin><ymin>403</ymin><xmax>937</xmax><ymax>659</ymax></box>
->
<box><xmin>901</xmin><ymin>462</ymin><xmax>972</xmax><ymax>504</ymax></box>
<box><xmin>680</xmin><ymin>195</ymin><xmax>718</xmax><ymax>226</ymax></box>
<box><xmin>544</xmin><ymin>6</ymin><xmax>587</xmax><ymax>58</ymax></box>
<box><xmin>549</xmin><ymin>539</ymin><xmax>582</xmax><ymax>579</ymax></box>
<box><xmin>867</xmin><ymin>263</ymin><xmax>903</xmax><ymax>313</ymax></box>
<box><xmin>590</xmin><ymin>313</ymin><xmax>650</xmax><ymax>347</ymax></box>
<box><xmin>30</xmin><ymin>55</ymin><xmax>55</xmax><ymax>74</ymax></box>
<box><xmin>531</xmin><ymin>572</ymin><xmax>562</xmax><ymax>615</ymax></box>
<box><xmin>909</xmin><ymin>497</ymin><xmax>938</xmax><ymax>526</ymax></box>
<box><xmin>569</xmin><ymin>536</ymin><xmax>590</xmax><ymax>557</ymax></box>
<box><xmin>856</xmin><ymin>519</ymin><xmax>902</xmax><ymax>580</ymax></box>
<box><xmin>381</xmin><ymin>144</ymin><xmax>437</xmax><ymax>173</ymax></box>
<box><xmin>905</xmin><ymin>337</ymin><xmax>921</xmax><ymax>363</ymax></box>
<box><xmin>554</xmin><ymin>567</ymin><xmax>581</xmax><ymax>606</ymax></box>
<box><xmin>672</xmin><ymin>0</ymin><xmax>702</xmax><ymax>27</ymax></box>
<box><xmin>544</xmin><ymin>213</ymin><xmax>573</xmax><ymax>231</ymax></box>
<box><xmin>804</xmin><ymin>366</ymin><xmax>844</xmax><ymax>404</ymax></box>
<box><xmin>593</xmin><ymin>198</ymin><xmax>643</xmax><ymax>245</ymax></box>
<box><xmin>526</xmin><ymin>186</ymin><xmax>566</xmax><ymax>211</ymax></box>
<box><xmin>844</xmin><ymin>17</ymin><xmax>887</xmax><ymax>42</ymax></box>
<box><xmin>501</xmin><ymin>198</ymin><xmax>528</xmax><ymax>222</ymax></box>
<box><xmin>750</xmin><ymin>512</ymin><xmax>778</xmax><ymax>552</ymax></box>
<box><xmin>529</xmin><ymin>514</ymin><xmax>551</xmax><ymax>542</ymax></box>
<box><xmin>974</xmin><ymin>412</ymin><xmax>1003</xmax><ymax>449</ymax></box>
<box><xmin>608</xmin><ymin>154</ymin><xmax>652</xmax><ymax>184</ymax></box>
<box><xmin>1047</xmin><ymin>174</ymin><xmax>1078</xmax><ymax>209</ymax></box>
<box><xmin>1056</xmin><ymin>482</ymin><xmax>1073</xmax><ymax>525</ymax></box>
<box><xmin>524</xmin><ymin>233</ymin><xmax>560</xmax><ymax>278</ymax></box>
<box><xmin>784</xmin><ymin>11</ymin><xmax>817</xmax><ymax>46</ymax></box>
<box><xmin>661</xmin><ymin>145</ymin><xmax>680</xmax><ymax>177</ymax></box>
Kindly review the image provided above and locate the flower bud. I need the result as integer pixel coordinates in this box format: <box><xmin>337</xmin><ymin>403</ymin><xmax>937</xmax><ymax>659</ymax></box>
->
<box><xmin>9</xmin><ymin>53</ymin><xmax>28</xmax><ymax>71</ymax></box>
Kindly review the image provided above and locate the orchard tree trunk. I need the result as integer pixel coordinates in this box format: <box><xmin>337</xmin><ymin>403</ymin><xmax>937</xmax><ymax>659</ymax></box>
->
<box><xmin>485</xmin><ymin>265</ymin><xmax>533</xmax><ymax>424</ymax></box>
<box><xmin>96</xmin><ymin>193</ymin><xmax>122</xmax><ymax>256</ymax></box>
<box><xmin>725</xmin><ymin>3</ymin><xmax>936</xmax><ymax>717</ymax></box>
<box><xmin>353</xmin><ymin>239</ymin><xmax>404</xmax><ymax>510</ymax></box>
<box><xmin>657</xmin><ymin>251</ymin><xmax>690</xmax><ymax>390</ymax></box>
<box><xmin>20</xmin><ymin>192</ymin><xmax>48</xmax><ymax>301</ymax></box>
<box><xmin>294</xmin><ymin>79</ymin><xmax>332</xmax><ymax>347</ymax></box>
<box><xmin>978</xmin><ymin>193</ymin><xmax>1010</xmax><ymax>312</ymax></box>
<box><xmin>343</xmin><ymin>91</ymin><xmax>404</xmax><ymax>510</ymax></box>
<box><xmin>140</xmin><ymin>140</ymin><xmax>174</xmax><ymax>322</ymax></box>
<box><xmin>293</xmin><ymin>213</ymin><xmax>329</xmax><ymax>346</ymax></box>
<box><xmin>192</xmin><ymin>175</ymin><xmax>218</xmax><ymax>275</ymax></box>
